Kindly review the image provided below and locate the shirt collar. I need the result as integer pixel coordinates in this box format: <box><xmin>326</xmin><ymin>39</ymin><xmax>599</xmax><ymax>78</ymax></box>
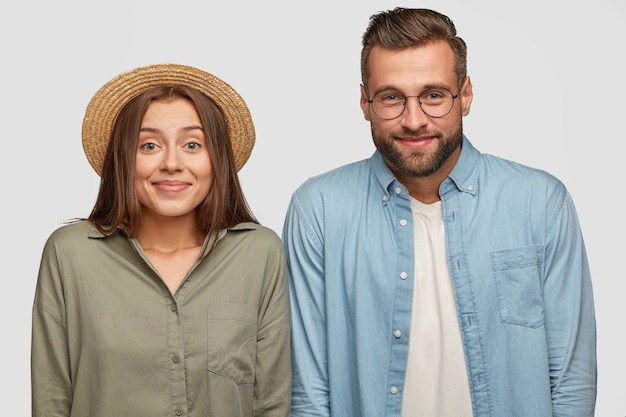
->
<box><xmin>370</xmin><ymin>134</ymin><xmax>481</xmax><ymax>198</ymax></box>
<box><xmin>444</xmin><ymin>135</ymin><xmax>480</xmax><ymax>197</ymax></box>
<box><xmin>198</xmin><ymin>222</ymin><xmax>258</xmax><ymax>257</ymax></box>
<box><xmin>86</xmin><ymin>220</ymin><xmax>259</xmax><ymax>242</ymax></box>
<box><xmin>371</xmin><ymin>150</ymin><xmax>399</xmax><ymax>193</ymax></box>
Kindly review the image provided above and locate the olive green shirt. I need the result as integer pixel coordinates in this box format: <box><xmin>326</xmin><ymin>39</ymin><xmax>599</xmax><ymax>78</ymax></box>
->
<box><xmin>32</xmin><ymin>220</ymin><xmax>291</xmax><ymax>417</ymax></box>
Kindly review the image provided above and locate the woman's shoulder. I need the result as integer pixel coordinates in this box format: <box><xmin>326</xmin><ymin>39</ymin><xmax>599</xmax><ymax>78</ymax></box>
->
<box><xmin>44</xmin><ymin>220</ymin><xmax>109</xmax><ymax>250</ymax></box>
<box><xmin>230</xmin><ymin>222</ymin><xmax>281</xmax><ymax>243</ymax></box>
<box><xmin>47</xmin><ymin>219</ymin><xmax>91</xmax><ymax>239</ymax></box>
<box><xmin>225</xmin><ymin>222</ymin><xmax>284</xmax><ymax>255</ymax></box>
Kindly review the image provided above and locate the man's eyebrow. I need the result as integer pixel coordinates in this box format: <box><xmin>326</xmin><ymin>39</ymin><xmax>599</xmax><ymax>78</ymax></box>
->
<box><xmin>372</xmin><ymin>83</ymin><xmax>451</xmax><ymax>95</ymax></box>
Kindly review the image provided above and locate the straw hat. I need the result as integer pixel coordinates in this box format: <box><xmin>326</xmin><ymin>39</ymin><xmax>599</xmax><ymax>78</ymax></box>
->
<box><xmin>82</xmin><ymin>63</ymin><xmax>255</xmax><ymax>176</ymax></box>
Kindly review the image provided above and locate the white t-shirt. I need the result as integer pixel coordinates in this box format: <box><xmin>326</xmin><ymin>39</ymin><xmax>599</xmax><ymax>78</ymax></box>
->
<box><xmin>401</xmin><ymin>197</ymin><xmax>473</xmax><ymax>417</ymax></box>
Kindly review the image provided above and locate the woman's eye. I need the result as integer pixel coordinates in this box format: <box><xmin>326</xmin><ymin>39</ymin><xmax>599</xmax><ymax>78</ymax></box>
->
<box><xmin>185</xmin><ymin>142</ymin><xmax>201</xmax><ymax>150</ymax></box>
<box><xmin>140</xmin><ymin>143</ymin><xmax>157</xmax><ymax>151</ymax></box>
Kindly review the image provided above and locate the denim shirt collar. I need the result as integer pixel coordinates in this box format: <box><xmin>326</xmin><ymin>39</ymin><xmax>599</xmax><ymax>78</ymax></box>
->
<box><xmin>370</xmin><ymin>134</ymin><xmax>481</xmax><ymax>199</ymax></box>
<box><xmin>444</xmin><ymin>135</ymin><xmax>480</xmax><ymax>197</ymax></box>
<box><xmin>370</xmin><ymin>150</ymin><xmax>398</xmax><ymax>194</ymax></box>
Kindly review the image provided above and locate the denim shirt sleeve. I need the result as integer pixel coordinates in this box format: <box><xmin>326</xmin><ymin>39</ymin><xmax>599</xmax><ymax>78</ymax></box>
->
<box><xmin>543</xmin><ymin>188</ymin><xmax>597</xmax><ymax>416</ymax></box>
<box><xmin>282</xmin><ymin>189</ymin><xmax>330</xmax><ymax>417</ymax></box>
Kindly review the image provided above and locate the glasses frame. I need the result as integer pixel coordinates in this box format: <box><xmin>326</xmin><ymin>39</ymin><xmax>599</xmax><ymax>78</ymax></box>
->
<box><xmin>367</xmin><ymin>87</ymin><xmax>460</xmax><ymax>120</ymax></box>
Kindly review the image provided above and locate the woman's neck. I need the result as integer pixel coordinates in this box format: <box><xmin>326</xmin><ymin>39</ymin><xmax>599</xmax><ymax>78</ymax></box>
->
<box><xmin>136</xmin><ymin>211</ymin><xmax>205</xmax><ymax>253</ymax></box>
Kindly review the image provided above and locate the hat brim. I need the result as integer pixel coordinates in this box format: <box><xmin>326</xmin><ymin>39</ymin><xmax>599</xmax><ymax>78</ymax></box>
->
<box><xmin>82</xmin><ymin>63</ymin><xmax>255</xmax><ymax>176</ymax></box>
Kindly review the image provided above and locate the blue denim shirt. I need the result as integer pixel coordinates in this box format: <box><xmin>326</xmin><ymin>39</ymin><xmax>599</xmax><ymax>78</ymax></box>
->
<box><xmin>282</xmin><ymin>136</ymin><xmax>596</xmax><ymax>417</ymax></box>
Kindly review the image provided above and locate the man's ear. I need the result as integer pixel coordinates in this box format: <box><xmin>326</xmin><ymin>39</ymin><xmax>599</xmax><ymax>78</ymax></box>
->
<box><xmin>360</xmin><ymin>84</ymin><xmax>372</xmax><ymax>121</ymax></box>
<box><xmin>460</xmin><ymin>76</ymin><xmax>473</xmax><ymax>117</ymax></box>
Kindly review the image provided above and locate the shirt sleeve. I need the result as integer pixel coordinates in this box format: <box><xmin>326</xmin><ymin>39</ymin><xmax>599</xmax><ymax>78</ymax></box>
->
<box><xmin>282</xmin><ymin>191</ymin><xmax>331</xmax><ymax>417</ymax></box>
<box><xmin>543</xmin><ymin>189</ymin><xmax>597</xmax><ymax>416</ymax></box>
<box><xmin>253</xmin><ymin>233</ymin><xmax>293</xmax><ymax>417</ymax></box>
<box><xmin>31</xmin><ymin>238</ymin><xmax>72</xmax><ymax>417</ymax></box>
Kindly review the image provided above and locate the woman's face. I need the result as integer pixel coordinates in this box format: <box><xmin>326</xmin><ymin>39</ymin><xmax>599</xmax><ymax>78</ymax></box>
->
<box><xmin>135</xmin><ymin>97</ymin><xmax>213</xmax><ymax>221</ymax></box>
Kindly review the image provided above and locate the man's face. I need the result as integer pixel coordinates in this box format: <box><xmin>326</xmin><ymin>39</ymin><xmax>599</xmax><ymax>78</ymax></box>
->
<box><xmin>360</xmin><ymin>41</ymin><xmax>473</xmax><ymax>180</ymax></box>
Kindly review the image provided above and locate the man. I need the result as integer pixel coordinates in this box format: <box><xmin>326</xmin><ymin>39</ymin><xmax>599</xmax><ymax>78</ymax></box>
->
<box><xmin>282</xmin><ymin>7</ymin><xmax>596</xmax><ymax>417</ymax></box>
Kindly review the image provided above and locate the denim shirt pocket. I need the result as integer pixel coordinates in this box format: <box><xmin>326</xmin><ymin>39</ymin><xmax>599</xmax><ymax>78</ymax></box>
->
<box><xmin>491</xmin><ymin>245</ymin><xmax>544</xmax><ymax>328</ymax></box>
<box><xmin>206</xmin><ymin>303</ymin><xmax>258</xmax><ymax>384</ymax></box>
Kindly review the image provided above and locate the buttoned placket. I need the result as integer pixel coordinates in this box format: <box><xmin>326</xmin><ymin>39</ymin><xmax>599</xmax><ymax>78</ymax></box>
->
<box><xmin>440</xmin><ymin>178</ymin><xmax>491</xmax><ymax>414</ymax></box>
<box><xmin>167</xmin><ymin>294</ymin><xmax>187</xmax><ymax>416</ymax></box>
<box><xmin>384</xmin><ymin>183</ymin><xmax>414</xmax><ymax>415</ymax></box>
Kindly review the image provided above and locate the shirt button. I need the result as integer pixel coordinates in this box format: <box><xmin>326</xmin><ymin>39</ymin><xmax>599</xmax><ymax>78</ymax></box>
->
<box><xmin>382</xmin><ymin>195</ymin><xmax>389</xmax><ymax>202</ymax></box>
<box><xmin>467</xmin><ymin>185</ymin><xmax>474</xmax><ymax>191</ymax></box>
<box><xmin>393</xmin><ymin>330</ymin><xmax>402</xmax><ymax>338</ymax></box>
<box><xmin>175</xmin><ymin>408</ymin><xmax>184</xmax><ymax>416</ymax></box>
<box><xmin>170</xmin><ymin>304</ymin><xmax>178</xmax><ymax>312</ymax></box>
<box><xmin>390</xmin><ymin>386</ymin><xmax>398</xmax><ymax>395</ymax></box>
<box><xmin>394</xmin><ymin>186</ymin><xmax>402</xmax><ymax>195</ymax></box>
<box><xmin>400</xmin><ymin>272</ymin><xmax>407</xmax><ymax>280</ymax></box>
<box><xmin>172</xmin><ymin>354</ymin><xmax>180</xmax><ymax>363</ymax></box>
<box><xmin>399</xmin><ymin>219</ymin><xmax>407</xmax><ymax>226</ymax></box>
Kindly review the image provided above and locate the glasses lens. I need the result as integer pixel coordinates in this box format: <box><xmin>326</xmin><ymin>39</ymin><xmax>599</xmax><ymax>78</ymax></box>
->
<box><xmin>419</xmin><ymin>89</ymin><xmax>455</xmax><ymax>118</ymax></box>
<box><xmin>371</xmin><ymin>91</ymin><xmax>405</xmax><ymax>120</ymax></box>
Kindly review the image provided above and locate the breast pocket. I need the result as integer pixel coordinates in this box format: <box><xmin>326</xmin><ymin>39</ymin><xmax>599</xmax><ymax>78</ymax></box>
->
<box><xmin>491</xmin><ymin>245</ymin><xmax>544</xmax><ymax>328</ymax></box>
<box><xmin>207</xmin><ymin>303</ymin><xmax>258</xmax><ymax>384</ymax></box>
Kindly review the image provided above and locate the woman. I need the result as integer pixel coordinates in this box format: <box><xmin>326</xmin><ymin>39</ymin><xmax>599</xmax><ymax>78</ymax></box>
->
<box><xmin>31</xmin><ymin>64</ymin><xmax>291</xmax><ymax>416</ymax></box>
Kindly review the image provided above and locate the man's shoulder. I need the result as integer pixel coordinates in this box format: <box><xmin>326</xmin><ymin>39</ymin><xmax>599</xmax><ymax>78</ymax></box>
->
<box><xmin>480</xmin><ymin>152</ymin><xmax>563</xmax><ymax>186</ymax></box>
<box><xmin>286</xmin><ymin>158</ymin><xmax>376</xmax><ymax>217</ymax></box>
<box><xmin>296</xmin><ymin>158</ymin><xmax>373</xmax><ymax>194</ymax></box>
<box><xmin>472</xmin><ymin>152</ymin><xmax>570</xmax><ymax>211</ymax></box>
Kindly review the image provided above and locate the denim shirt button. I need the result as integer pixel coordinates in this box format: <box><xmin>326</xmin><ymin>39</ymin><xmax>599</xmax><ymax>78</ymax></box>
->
<box><xmin>390</xmin><ymin>386</ymin><xmax>398</xmax><ymax>395</ymax></box>
<box><xmin>400</xmin><ymin>272</ymin><xmax>407</xmax><ymax>280</ymax></box>
<box><xmin>399</xmin><ymin>219</ymin><xmax>407</xmax><ymax>226</ymax></box>
<box><xmin>394</xmin><ymin>186</ymin><xmax>402</xmax><ymax>195</ymax></box>
<box><xmin>393</xmin><ymin>330</ymin><xmax>402</xmax><ymax>338</ymax></box>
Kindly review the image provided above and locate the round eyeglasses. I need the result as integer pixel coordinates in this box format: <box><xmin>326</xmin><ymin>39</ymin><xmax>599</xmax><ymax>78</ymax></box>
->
<box><xmin>367</xmin><ymin>87</ymin><xmax>459</xmax><ymax>119</ymax></box>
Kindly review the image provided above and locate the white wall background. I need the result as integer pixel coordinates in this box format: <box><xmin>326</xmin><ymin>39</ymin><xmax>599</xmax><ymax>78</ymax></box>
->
<box><xmin>2</xmin><ymin>0</ymin><xmax>623</xmax><ymax>414</ymax></box>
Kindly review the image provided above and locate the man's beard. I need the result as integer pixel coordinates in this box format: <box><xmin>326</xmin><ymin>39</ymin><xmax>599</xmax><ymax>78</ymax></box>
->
<box><xmin>372</xmin><ymin>121</ymin><xmax>463</xmax><ymax>178</ymax></box>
